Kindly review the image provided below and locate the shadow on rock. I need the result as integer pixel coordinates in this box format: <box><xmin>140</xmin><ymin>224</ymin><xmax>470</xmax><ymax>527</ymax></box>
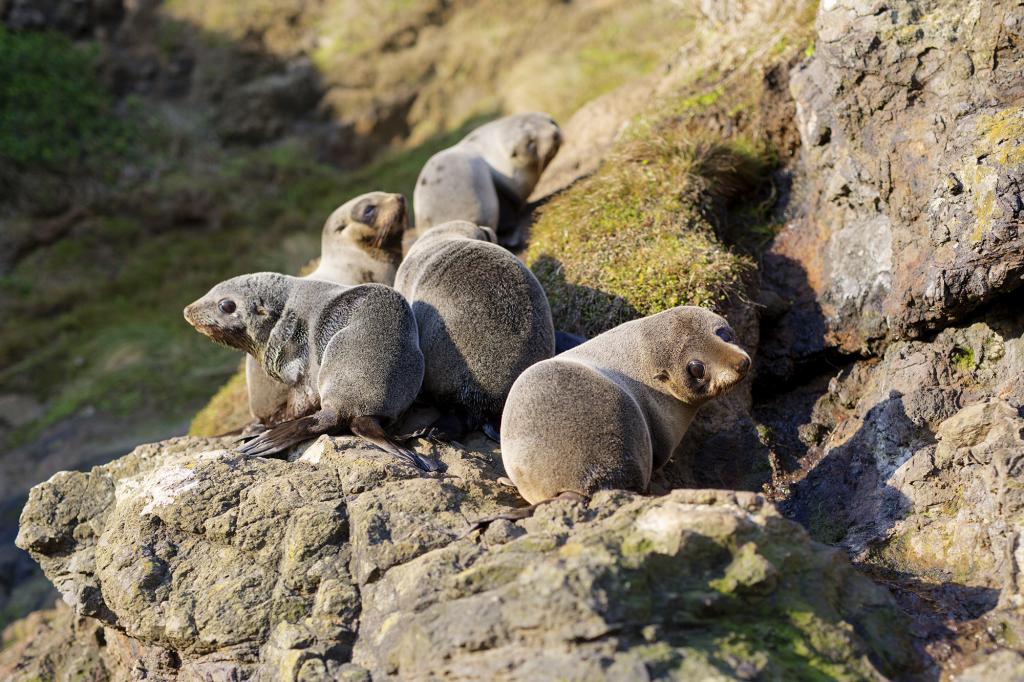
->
<box><xmin>756</xmin><ymin>250</ymin><xmax>830</xmax><ymax>392</ymax></box>
<box><xmin>529</xmin><ymin>254</ymin><xmax>641</xmax><ymax>338</ymax></box>
<box><xmin>781</xmin><ymin>390</ymin><xmax>919</xmax><ymax>551</ymax></box>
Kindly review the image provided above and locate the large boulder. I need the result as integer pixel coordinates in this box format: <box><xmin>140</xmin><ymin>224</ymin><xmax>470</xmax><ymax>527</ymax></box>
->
<box><xmin>14</xmin><ymin>434</ymin><xmax>917</xmax><ymax>679</ymax></box>
<box><xmin>764</xmin><ymin>0</ymin><xmax>1024</xmax><ymax>360</ymax></box>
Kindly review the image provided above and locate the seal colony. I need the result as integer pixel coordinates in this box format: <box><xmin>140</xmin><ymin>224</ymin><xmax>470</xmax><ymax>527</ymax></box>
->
<box><xmin>183</xmin><ymin>112</ymin><xmax>751</xmax><ymax>509</ymax></box>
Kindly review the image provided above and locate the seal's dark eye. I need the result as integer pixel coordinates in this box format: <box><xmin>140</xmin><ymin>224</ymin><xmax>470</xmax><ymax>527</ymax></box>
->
<box><xmin>687</xmin><ymin>360</ymin><xmax>706</xmax><ymax>381</ymax></box>
<box><xmin>218</xmin><ymin>299</ymin><xmax>236</xmax><ymax>314</ymax></box>
<box><xmin>716</xmin><ymin>327</ymin><xmax>735</xmax><ymax>344</ymax></box>
<box><xmin>361</xmin><ymin>204</ymin><xmax>377</xmax><ymax>222</ymax></box>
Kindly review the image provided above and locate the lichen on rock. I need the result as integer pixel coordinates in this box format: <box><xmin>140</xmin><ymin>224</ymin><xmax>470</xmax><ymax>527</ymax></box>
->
<box><xmin>12</xmin><ymin>435</ymin><xmax>917</xmax><ymax>679</ymax></box>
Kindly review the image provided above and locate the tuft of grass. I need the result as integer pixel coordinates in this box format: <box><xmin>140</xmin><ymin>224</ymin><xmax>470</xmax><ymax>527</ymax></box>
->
<box><xmin>526</xmin><ymin>123</ymin><xmax>767</xmax><ymax>337</ymax></box>
<box><xmin>0</xmin><ymin>26</ymin><xmax>132</xmax><ymax>169</ymax></box>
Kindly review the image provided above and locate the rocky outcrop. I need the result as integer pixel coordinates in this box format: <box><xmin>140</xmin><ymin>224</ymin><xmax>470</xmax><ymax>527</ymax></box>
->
<box><xmin>13</xmin><ymin>434</ymin><xmax>917</xmax><ymax>679</ymax></box>
<box><xmin>764</xmin><ymin>0</ymin><xmax>1024</xmax><ymax>359</ymax></box>
<box><xmin>777</xmin><ymin>299</ymin><xmax>1024</xmax><ymax>607</ymax></box>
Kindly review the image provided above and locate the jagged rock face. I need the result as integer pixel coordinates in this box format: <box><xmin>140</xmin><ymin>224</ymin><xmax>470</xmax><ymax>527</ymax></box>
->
<box><xmin>780</xmin><ymin>300</ymin><xmax>1024</xmax><ymax>616</ymax></box>
<box><xmin>764</xmin><ymin>0</ymin><xmax>1024</xmax><ymax>359</ymax></box>
<box><xmin>15</xmin><ymin>435</ymin><xmax>917</xmax><ymax>679</ymax></box>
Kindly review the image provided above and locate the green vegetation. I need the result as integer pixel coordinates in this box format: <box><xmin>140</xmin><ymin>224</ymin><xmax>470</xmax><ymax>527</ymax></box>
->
<box><xmin>950</xmin><ymin>344</ymin><xmax>976</xmax><ymax>373</ymax></box>
<box><xmin>187</xmin><ymin>362</ymin><xmax>250</xmax><ymax>436</ymax></box>
<box><xmin>0</xmin><ymin>27</ymin><xmax>131</xmax><ymax>168</ymax></box>
<box><xmin>526</xmin><ymin>124</ymin><xmax>767</xmax><ymax>337</ymax></box>
<box><xmin>1</xmin><ymin>117</ymin><xmax>488</xmax><ymax>447</ymax></box>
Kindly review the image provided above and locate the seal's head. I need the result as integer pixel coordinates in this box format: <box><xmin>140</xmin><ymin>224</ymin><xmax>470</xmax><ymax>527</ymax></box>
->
<box><xmin>415</xmin><ymin>220</ymin><xmax>497</xmax><ymax>245</ymax></box>
<box><xmin>322</xmin><ymin>192</ymin><xmax>407</xmax><ymax>258</ymax></box>
<box><xmin>463</xmin><ymin>112</ymin><xmax>562</xmax><ymax>201</ymax></box>
<box><xmin>183</xmin><ymin>273</ymin><xmax>289</xmax><ymax>355</ymax></box>
<box><xmin>646</xmin><ymin>306</ymin><xmax>751</xmax><ymax>406</ymax></box>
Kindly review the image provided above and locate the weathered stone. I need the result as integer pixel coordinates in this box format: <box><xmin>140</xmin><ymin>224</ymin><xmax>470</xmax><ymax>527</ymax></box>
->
<box><xmin>766</xmin><ymin>0</ymin><xmax>1024</xmax><ymax>358</ymax></box>
<box><xmin>355</xmin><ymin>488</ymin><xmax>915</xmax><ymax>679</ymax></box>
<box><xmin>956</xmin><ymin>649</ymin><xmax>1024</xmax><ymax>682</ymax></box>
<box><xmin>12</xmin><ymin>433</ymin><xmax>918</xmax><ymax>679</ymax></box>
<box><xmin>214</xmin><ymin>59</ymin><xmax>323</xmax><ymax>144</ymax></box>
<box><xmin>780</xmin><ymin>301</ymin><xmax>1024</xmax><ymax>625</ymax></box>
<box><xmin>0</xmin><ymin>600</ymin><xmax>107</xmax><ymax>680</ymax></box>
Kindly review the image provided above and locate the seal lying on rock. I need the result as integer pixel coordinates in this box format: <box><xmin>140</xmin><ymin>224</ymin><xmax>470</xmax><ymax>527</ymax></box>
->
<box><xmin>501</xmin><ymin>306</ymin><xmax>750</xmax><ymax>504</ymax></box>
<box><xmin>411</xmin><ymin>113</ymin><xmax>561</xmax><ymax>246</ymax></box>
<box><xmin>247</xmin><ymin>192</ymin><xmax>409</xmax><ymax>424</ymax></box>
<box><xmin>394</xmin><ymin>220</ymin><xmax>555</xmax><ymax>437</ymax></box>
<box><xmin>185</xmin><ymin>273</ymin><xmax>437</xmax><ymax>470</ymax></box>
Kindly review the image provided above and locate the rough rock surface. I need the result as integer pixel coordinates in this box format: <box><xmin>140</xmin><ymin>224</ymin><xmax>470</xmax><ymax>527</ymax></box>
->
<box><xmin>780</xmin><ymin>301</ymin><xmax>1023</xmax><ymax>581</ymax></box>
<box><xmin>764</xmin><ymin>0</ymin><xmax>1024</xmax><ymax>360</ymax></box>
<box><xmin>760</xmin><ymin>296</ymin><xmax>1024</xmax><ymax>672</ymax></box>
<box><xmin>12</xmin><ymin>434</ymin><xmax>916</xmax><ymax>679</ymax></box>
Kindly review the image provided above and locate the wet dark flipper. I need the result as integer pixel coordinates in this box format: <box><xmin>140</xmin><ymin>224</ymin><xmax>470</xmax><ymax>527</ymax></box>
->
<box><xmin>232</xmin><ymin>421</ymin><xmax>269</xmax><ymax>442</ymax></box>
<box><xmin>351</xmin><ymin>415</ymin><xmax>441</xmax><ymax>473</ymax></box>
<box><xmin>482</xmin><ymin>422</ymin><xmax>500</xmax><ymax>444</ymax></box>
<box><xmin>392</xmin><ymin>426</ymin><xmax>443</xmax><ymax>444</ymax></box>
<box><xmin>461</xmin><ymin>491</ymin><xmax>586</xmax><ymax>538</ymax></box>
<box><xmin>235</xmin><ymin>413</ymin><xmax>329</xmax><ymax>458</ymax></box>
<box><xmin>459</xmin><ymin>505</ymin><xmax>537</xmax><ymax>539</ymax></box>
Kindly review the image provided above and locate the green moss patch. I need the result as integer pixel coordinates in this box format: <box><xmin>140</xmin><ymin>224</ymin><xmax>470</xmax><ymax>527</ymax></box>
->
<box><xmin>526</xmin><ymin>125</ymin><xmax>766</xmax><ymax>337</ymax></box>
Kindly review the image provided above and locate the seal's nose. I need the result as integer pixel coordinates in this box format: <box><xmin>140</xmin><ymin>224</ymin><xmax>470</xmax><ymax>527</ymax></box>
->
<box><xmin>736</xmin><ymin>355</ymin><xmax>751</xmax><ymax>376</ymax></box>
<box><xmin>183</xmin><ymin>304</ymin><xmax>195</xmax><ymax>325</ymax></box>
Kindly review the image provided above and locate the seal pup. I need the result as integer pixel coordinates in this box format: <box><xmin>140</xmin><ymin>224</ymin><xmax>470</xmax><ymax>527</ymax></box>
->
<box><xmin>307</xmin><ymin>191</ymin><xmax>407</xmax><ymax>285</ymax></box>
<box><xmin>500</xmin><ymin>306</ymin><xmax>750</xmax><ymax>504</ymax></box>
<box><xmin>184</xmin><ymin>273</ymin><xmax>437</xmax><ymax>470</ymax></box>
<box><xmin>247</xmin><ymin>191</ymin><xmax>409</xmax><ymax>424</ymax></box>
<box><xmin>394</xmin><ymin>220</ymin><xmax>555</xmax><ymax>436</ymax></box>
<box><xmin>411</xmin><ymin>113</ymin><xmax>561</xmax><ymax>246</ymax></box>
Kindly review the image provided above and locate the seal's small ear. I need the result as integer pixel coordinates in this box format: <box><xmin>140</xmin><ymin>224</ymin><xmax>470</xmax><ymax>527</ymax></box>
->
<box><xmin>654</xmin><ymin>370</ymin><xmax>670</xmax><ymax>383</ymax></box>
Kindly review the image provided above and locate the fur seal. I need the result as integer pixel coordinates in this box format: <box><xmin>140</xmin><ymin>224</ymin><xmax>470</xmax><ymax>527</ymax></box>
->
<box><xmin>247</xmin><ymin>191</ymin><xmax>409</xmax><ymax>424</ymax></box>
<box><xmin>394</xmin><ymin>220</ymin><xmax>555</xmax><ymax>434</ymax></box>
<box><xmin>411</xmin><ymin>113</ymin><xmax>561</xmax><ymax>245</ymax></box>
<box><xmin>307</xmin><ymin>191</ymin><xmax>407</xmax><ymax>285</ymax></box>
<box><xmin>184</xmin><ymin>273</ymin><xmax>437</xmax><ymax>470</ymax></box>
<box><xmin>500</xmin><ymin>306</ymin><xmax>750</xmax><ymax>504</ymax></box>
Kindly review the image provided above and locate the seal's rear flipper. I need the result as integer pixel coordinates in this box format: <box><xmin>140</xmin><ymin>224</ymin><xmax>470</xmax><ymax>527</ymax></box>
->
<box><xmin>236</xmin><ymin>411</ymin><xmax>334</xmax><ymax>457</ymax></box>
<box><xmin>351</xmin><ymin>415</ymin><xmax>441</xmax><ymax>473</ymax></box>
<box><xmin>461</xmin><ymin>491</ymin><xmax>586</xmax><ymax>539</ymax></box>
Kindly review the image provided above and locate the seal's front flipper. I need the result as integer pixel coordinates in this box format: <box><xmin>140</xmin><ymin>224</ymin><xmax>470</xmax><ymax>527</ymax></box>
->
<box><xmin>427</xmin><ymin>408</ymin><xmax>475</xmax><ymax>442</ymax></box>
<box><xmin>236</xmin><ymin>410</ymin><xmax>333</xmax><ymax>457</ymax></box>
<box><xmin>461</xmin><ymin>491</ymin><xmax>586</xmax><ymax>539</ymax></box>
<box><xmin>233</xmin><ymin>421</ymin><xmax>269</xmax><ymax>439</ymax></box>
<box><xmin>482</xmin><ymin>422</ymin><xmax>500</xmax><ymax>443</ymax></box>
<box><xmin>351</xmin><ymin>415</ymin><xmax>441</xmax><ymax>473</ymax></box>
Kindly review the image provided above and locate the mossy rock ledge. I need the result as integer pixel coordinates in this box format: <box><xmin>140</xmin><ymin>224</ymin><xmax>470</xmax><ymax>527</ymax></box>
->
<box><xmin>11</xmin><ymin>434</ymin><xmax>917</xmax><ymax>679</ymax></box>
